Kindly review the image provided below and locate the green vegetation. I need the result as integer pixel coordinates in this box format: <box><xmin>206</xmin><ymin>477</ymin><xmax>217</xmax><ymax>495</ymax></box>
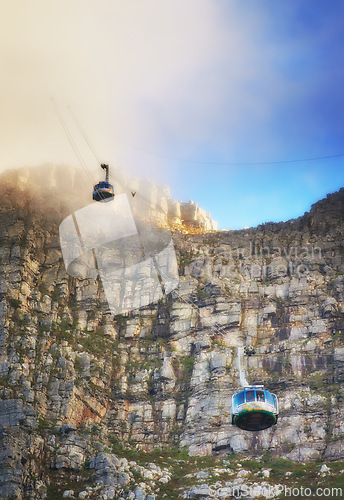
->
<box><xmin>74</xmin><ymin>355</ymin><xmax>85</xmax><ymax>374</ymax></box>
<box><xmin>87</xmin><ymin>441</ymin><xmax>344</xmax><ymax>500</ymax></box>
<box><xmin>178</xmin><ymin>249</ymin><xmax>198</xmax><ymax>272</ymax></box>
<box><xmin>196</xmin><ymin>284</ymin><xmax>213</xmax><ymax>301</ymax></box>
<box><xmin>181</xmin><ymin>355</ymin><xmax>195</xmax><ymax>378</ymax></box>
<box><xmin>51</xmin><ymin>286</ymin><xmax>61</xmax><ymax>302</ymax></box>
<box><xmin>45</xmin><ymin>470</ymin><xmax>90</xmax><ymax>500</ymax></box>
<box><xmin>203</xmin><ymin>233</ymin><xmax>220</xmax><ymax>246</ymax></box>
<box><xmin>51</xmin><ymin>321</ymin><xmax>74</xmax><ymax>342</ymax></box>
<box><xmin>265</xmin><ymin>457</ymin><xmax>296</xmax><ymax>477</ymax></box>
<box><xmin>79</xmin><ymin>330</ymin><xmax>115</xmax><ymax>356</ymax></box>
<box><xmin>114</xmin><ymin>314</ymin><xmax>128</xmax><ymax>331</ymax></box>
<box><xmin>8</xmin><ymin>297</ymin><xmax>21</xmax><ymax>309</ymax></box>
<box><xmin>0</xmin><ymin>374</ymin><xmax>10</xmax><ymax>388</ymax></box>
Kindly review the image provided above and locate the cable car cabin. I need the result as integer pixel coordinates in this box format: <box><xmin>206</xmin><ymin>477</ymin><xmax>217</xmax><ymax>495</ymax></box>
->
<box><xmin>92</xmin><ymin>180</ymin><xmax>115</xmax><ymax>202</ymax></box>
<box><xmin>92</xmin><ymin>164</ymin><xmax>115</xmax><ymax>202</ymax></box>
<box><xmin>231</xmin><ymin>386</ymin><xmax>278</xmax><ymax>431</ymax></box>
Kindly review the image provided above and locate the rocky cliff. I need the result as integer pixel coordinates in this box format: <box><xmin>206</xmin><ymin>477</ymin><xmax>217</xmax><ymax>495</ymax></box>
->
<box><xmin>0</xmin><ymin>166</ymin><xmax>344</xmax><ymax>499</ymax></box>
<box><xmin>0</xmin><ymin>165</ymin><xmax>217</xmax><ymax>233</ymax></box>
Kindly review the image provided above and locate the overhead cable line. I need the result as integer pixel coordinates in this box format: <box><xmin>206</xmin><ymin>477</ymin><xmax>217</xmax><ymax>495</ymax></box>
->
<box><xmin>51</xmin><ymin>98</ymin><xmax>94</xmax><ymax>185</ymax></box>
<box><xmin>67</xmin><ymin>104</ymin><xmax>174</xmax><ymax>219</ymax></box>
<box><xmin>111</xmin><ymin>139</ymin><xmax>344</xmax><ymax>166</ymax></box>
<box><xmin>67</xmin><ymin>106</ymin><xmax>103</xmax><ymax>165</ymax></box>
<box><xmin>63</xmin><ymin>104</ymin><xmax>341</xmax><ymax>350</ymax></box>
<box><xmin>64</xmin><ymin>104</ymin><xmax>344</xmax><ymax>167</ymax></box>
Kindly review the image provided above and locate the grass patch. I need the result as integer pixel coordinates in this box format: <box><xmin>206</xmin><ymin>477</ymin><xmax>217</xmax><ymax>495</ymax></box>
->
<box><xmin>8</xmin><ymin>297</ymin><xmax>21</xmax><ymax>309</ymax></box>
<box><xmin>45</xmin><ymin>469</ymin><xmax>91</xmax><ymax>500</ymax></box>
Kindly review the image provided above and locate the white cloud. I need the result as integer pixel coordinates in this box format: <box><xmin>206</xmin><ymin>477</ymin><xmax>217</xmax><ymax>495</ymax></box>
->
<box><xmin>0</xmin><ymin>1</ymin><xmax>272</xmax><ymax>174</ymax></box>
<box><xmin>0</xmin><ymin>0</ymin><xmax>343</xmax><ymax>200</ymax></box>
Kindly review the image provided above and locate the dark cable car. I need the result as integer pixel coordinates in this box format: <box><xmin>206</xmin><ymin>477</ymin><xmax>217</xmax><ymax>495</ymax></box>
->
<box><xmin>231</xmin><ymin>384</ymin><xmax>278</xmax><ymax>431</ymax></box>
<box><xmin>92</xmin><ymin>164</ymin><xmax>115</xmax><ymax>202</ymax></box>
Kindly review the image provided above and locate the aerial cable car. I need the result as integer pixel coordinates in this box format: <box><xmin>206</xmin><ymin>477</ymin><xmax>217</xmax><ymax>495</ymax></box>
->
<box><xmin>230</xmin><ymin>347</ymin><xmax>278</xmax><ymax>431</ymax></box>
<box><xmin>92</xmin><ymin>164</ymin><xmax>115</xmax><ymax>202</ymax></box>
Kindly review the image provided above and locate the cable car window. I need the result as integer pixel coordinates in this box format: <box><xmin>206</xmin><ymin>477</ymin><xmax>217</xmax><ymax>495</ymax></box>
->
<box><xmin>235</xmin><ymin>391</ymin><xmax>245</xmax><ymax>406</ymax></box>
<box><xmin>245</xmin><ymin>390</ymin><xmax>255</xmax><ymax>402</ymax></box>
<box><xmin>272</xmin><ymin>394</ymin><xmax>277</xmax><ymax>409</ymax></box>
<box><xmin>256</xmin><ymin>390</ymin><xmax>265</xmax><ymax>402</ymax></box>
<box><xmin>265</xmin><ymin>392</ymin><xmax>274</xmax><ymax>406</ymax></box>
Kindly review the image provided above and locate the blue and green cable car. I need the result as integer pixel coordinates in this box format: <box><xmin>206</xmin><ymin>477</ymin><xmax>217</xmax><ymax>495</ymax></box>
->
<box><xmin>231</xmin><ymin>385</ymin><xmax>278</xmax><ymax>431</ymax></box>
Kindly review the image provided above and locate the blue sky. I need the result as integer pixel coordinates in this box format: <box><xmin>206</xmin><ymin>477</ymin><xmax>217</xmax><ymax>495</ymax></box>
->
<box><xmin>1</xmin><ymin>0</ymin><xmax>343</xmax><ymax>229</ymax></box>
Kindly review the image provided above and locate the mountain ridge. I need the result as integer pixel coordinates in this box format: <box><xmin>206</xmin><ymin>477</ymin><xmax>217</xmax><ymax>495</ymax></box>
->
<box><xmin>0</xmin><ymin>170</ymin><xmax>344</xmax><ymax>498</ymax></box>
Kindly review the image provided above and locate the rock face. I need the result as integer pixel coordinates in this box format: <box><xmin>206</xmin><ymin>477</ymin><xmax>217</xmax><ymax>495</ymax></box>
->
<box><xmin>0</xmin><ymin>164</ymin><xmax>217</xmax><ymax>232</ymax></box>
<box><xmin>0</xmin><ymin>166</ymin><xmax>344</xmax><ymax>499</ymax></box>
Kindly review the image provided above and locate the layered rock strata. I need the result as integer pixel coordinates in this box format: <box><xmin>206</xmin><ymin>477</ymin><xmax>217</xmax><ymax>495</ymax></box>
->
<box><xmin>0</xmin><ymin>166</ymin><xmax>343</xmax><ymax>498</ymax></box>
